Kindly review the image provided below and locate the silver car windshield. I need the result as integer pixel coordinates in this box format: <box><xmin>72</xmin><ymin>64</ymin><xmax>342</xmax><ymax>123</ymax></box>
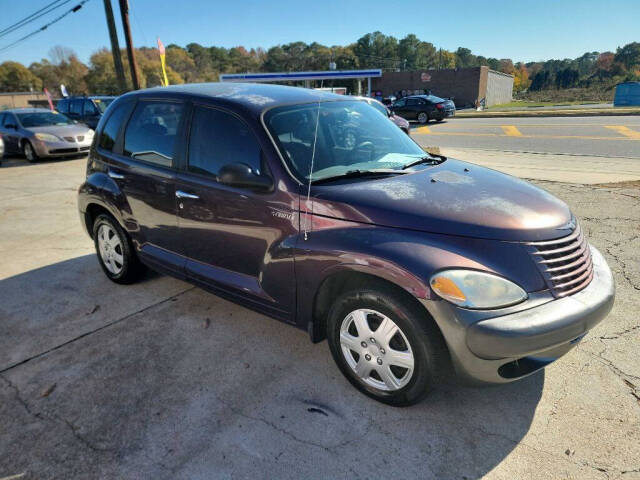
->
<box><xmin>17</xmin><ymin>112</ymin><xmax>74</xmax><ymax>127</ymax></box>
<box><xmin>264</xmin><ymin>100</ymin><xmax>425</xmax><ymax>183</ymax></box>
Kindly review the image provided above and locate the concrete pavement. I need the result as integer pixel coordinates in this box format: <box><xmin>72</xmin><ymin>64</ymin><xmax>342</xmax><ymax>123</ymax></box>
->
<box><xmin>1</xmin><ymin>156</ymin><xmax>639</xmax><ymax>479</ymax></box>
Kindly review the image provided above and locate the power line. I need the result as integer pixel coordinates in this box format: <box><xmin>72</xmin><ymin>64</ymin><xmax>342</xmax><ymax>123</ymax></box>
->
<box><xmin>0</xmin><ymin>0</ymin><xmax>90</xmax><ymax>54</ymax></box>
<box><xmin>0</xmin><ymin>0</ymin><xmax>72</xmax><ymax>39</ymax></box>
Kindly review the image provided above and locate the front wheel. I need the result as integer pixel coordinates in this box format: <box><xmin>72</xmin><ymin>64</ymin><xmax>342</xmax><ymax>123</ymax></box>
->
<box><xmin>417</xmin><ymin>112</ymin><xmax>429</xmax><ymax>124</ymax></box>
<box><xmin>93</xmin><ymin>214</ymin><xmax>144</xmax><ymax>284</ymax></box>
<box><xmin>327</xmin><ymin>287</ymin><xmax>448</xmax><ymax>406</ymax></box>
<box><xmin>23</xmin><ymin>141</ymin><xmax>38</xmax><ymax>163</ymax></box>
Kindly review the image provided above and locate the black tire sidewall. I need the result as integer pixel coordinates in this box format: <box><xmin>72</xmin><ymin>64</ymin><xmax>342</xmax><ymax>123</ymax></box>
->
<box><xmin>92</xmin><ymin>214</ymin><xmax>139</xmax><ymax>284</ymax></box>
<box><xmin>327</xmin><ymin>289</ymin><xmax>437</xmax><ymax>406</ymax></box>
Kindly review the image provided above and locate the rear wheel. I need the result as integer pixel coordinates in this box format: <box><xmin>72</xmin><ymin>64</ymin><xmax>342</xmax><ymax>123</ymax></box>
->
<box><xmin>417</xmin><ymin>112</ymin><xmax>428</xmax><ymax>124</ymax></box>
<box><xmin>23</xmin><ymin>141</ymin><xmax>38</xmax><ymax>163</ymax></box>
<box><xmin>327</xmin><ymin>286</ymin><xmax>448</xmax><ymax>406</ymax></box>
<box><xmin>93</xmin><ymin>214</ymin><xmax>143</xmax><ymax>284</ymax></box>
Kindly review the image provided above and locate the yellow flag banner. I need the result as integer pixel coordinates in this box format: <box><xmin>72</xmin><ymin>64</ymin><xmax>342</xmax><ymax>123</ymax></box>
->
<box><xmin>157</xmin><ymin>37</ymin><xmax>169</xmax><ymax>86</ymax></box>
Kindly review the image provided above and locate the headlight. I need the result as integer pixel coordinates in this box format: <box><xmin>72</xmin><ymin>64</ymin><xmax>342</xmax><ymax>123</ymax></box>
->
<box><xmin>430</xmin><ymin>269</ymin><xmax>527</xmax><ymax>309</ymax></box>
<box><xmin>34</xmin><ymin>133</ymin><xmax>60</xmax><ymax>142</ymax></box>
<box><xmin>86</xmin><ymin>129</ymin><xmax>95</xmax><ymax>137</ymax></box>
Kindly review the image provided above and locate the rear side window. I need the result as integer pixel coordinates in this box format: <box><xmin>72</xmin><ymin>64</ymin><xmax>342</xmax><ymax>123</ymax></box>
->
<box><xmin>57</xmin><ymin>99</ymin><xmax>69</xmax><ymax>113</ymax></box>
<box><xmin>123</xmin><ymin>102</ymin><xmax>184</xmax><ymax>167</ymax></box>
<box><xmin>99</xmin><ymin>102</ymin><xmax>131</xmax><ymax>151</ymax></box>
<box><xmin>70</xmin><ymin>100</ymin><xmax>82</xmax><ymax>115</ymax></box>
<box><xmin>187</xmin><ymin>106</ymin><xmax>261</xmax><ymax>177</ymax></box>
<box><xmin>406</xmin><ymin>98</ymin><xmax>419</xmax><ymax>106</ymax></box>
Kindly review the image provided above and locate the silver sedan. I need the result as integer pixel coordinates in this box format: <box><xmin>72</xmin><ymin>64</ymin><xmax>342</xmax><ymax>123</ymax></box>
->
<box><xmin>0</xmin><ymin>108</ymin><xmax>94</xmax><ymax>162</ymax></box>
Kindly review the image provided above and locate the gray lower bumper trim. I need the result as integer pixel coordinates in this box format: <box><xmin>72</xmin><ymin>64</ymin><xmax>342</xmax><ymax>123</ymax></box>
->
<box><xmin>466</xmin><ymin>246</ymin><xmax>614</xmax><ymax>360</ymax></box>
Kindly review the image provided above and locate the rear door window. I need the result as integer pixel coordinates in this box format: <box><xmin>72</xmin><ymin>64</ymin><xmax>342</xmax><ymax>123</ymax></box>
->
<box><xmin>123</xmin><ymin>101</ymin><xmax>184</xmax><ymax>167</ymax></box>
<box><xmin>70</xmin><ymin>100</ymin><xmax>82</xmax><ymax>116</ymax></box>
<box><xmin>83</xmin><ymin>100</ymin><xmax>98</xmax><ymax>116</ymax></box>
<box><xmin>99</xmin><ymin>102</ymin><xmax>132</xmax><ymax>151</ymax></box>
<box><xmin>187</xmin><ymin>105</ymin><xmax>262</xmax><ymax>178</ymax></box>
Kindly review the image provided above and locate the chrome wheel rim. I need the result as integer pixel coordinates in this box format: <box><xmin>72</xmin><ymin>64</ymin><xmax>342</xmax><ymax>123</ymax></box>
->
<box><xmin>339</xmin><ymin>308</ymin><xmax>414</xmax><ymax>392</ymax></box>
<box><xmin>97</xmin><ymin>224</ymin><xmax>124</xmax><ymax>275</ymax></box>
<box><xmin>24</xmin><ymin>143</ymin><xmax>34</xmax><ymax>161</ymax></box>
<box><xmin>418</xmin><ymin>113</ymin><xmax>427</xmax><ymax>123</ymax></box>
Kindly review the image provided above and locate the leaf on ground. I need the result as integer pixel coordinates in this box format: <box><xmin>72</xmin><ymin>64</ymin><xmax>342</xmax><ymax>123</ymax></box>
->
<box><xmin>41</xmin><ymin>383</ymin><xmax>56</xmax><ymax>398</ymax></box>
<box><xmin>87</xmin><ymin>305</ymin><xmax>100</xmax><ymax>315</ymax></box>
<box><xmin>203</xmin><ymin>318</ymin><xmax>210</xmax><ymax>329</ymax></box>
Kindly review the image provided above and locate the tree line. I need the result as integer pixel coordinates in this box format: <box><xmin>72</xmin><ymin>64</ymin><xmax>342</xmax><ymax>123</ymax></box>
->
<box><xmin>0</xmin><ymin>32</ymin><xmax>638</xmax><ymax>97</ymax></box>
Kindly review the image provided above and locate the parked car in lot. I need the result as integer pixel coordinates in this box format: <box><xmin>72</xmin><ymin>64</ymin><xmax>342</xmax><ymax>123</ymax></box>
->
<box><xmin>0</xmin><ymin>108</ymin><xmax>94</xmax><ymax>162</ymax></box>
<box><xmin>356</xmin><ymin>96</ymin><xmax>410</xmax><ymax>135</ymax></box>
<box><xmin>78</xmin><ymin>83</ymin><xmax>614</xmax><ymax>405</ymax></box>
<box><xmin>392</xmin><ymin>95</ymin><xmax>456</xmax><ymax>124</ymax></box>
<box><xmin>57</xmin><ymin>95</ymin><xmax>116</xmax><ymax>129</ymax></box>
<box><xmin>0</xmin><ymin>134</ymin><xmax>4</xmax><ymax>166</ymax></box>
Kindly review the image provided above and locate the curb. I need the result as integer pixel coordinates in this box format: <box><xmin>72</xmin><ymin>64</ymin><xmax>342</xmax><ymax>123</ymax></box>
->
<box><xmin>456</xmin><ymin>109</ymin><xmax>640</xmax><ymax>118</ymax></box>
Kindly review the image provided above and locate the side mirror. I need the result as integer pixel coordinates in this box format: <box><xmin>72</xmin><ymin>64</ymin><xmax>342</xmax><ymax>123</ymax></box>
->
<box><xmin>218</xmin><ymin>162</ymin><xmax>272</xmax><ymax>191</ymax></box>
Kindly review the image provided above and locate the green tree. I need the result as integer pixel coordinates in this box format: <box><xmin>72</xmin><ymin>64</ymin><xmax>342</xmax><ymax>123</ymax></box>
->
<box><xmin>614</xmin><ymin>42</ymin><xmax>640</xmax><ymax>70</ymax></box>
<box><xmin>0</xmin><ymin>61</ymin><xmax>42</xmax><ymax>92</ymax></box>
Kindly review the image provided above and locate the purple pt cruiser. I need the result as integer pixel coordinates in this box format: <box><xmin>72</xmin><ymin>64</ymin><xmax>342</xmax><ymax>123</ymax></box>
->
<box><xmin>78</xmin><ymin>83</ymin><xmax>614</xmax><ymax>405</ymax></box>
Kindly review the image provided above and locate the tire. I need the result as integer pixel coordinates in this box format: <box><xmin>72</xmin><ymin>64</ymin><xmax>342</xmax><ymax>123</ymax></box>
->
<box><xmin>23</xmin><ymin>140</ymin><xmax>38</xmax><ymax>163</ymax></box>
<box><xmin>327</xmin><ymin>286</ymin><xmax>448</xmax><ymax>406</ymax></box>
<box><xmin>92</xmin><ymin>213</ymin><xmax>144</xmax><ymax>284</ymax></box>
<box><xmin>417</xmin><ymin>112</ymin><xmax>428</xmax><ymax>124</ymax></box>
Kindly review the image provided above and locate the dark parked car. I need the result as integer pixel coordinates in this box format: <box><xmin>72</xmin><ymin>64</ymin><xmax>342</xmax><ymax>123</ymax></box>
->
<box><xmin>78</xmin><ymin>83</ymin><xmax>614</xmax><ymax>406</ymax></box>
<box><xmin>57</xmin><ymin>96</ymin><xmax>116</xmax><ymax>129</ymax></box>
<box><xmin>0</xmin><ymin>108</ymin><xmax>94</xmax><ymax>162</ymax></box>
<box><xmin>392</xmin><ymin>95</ymin><xmax>455</xmax><ymax>124</ymax></box>
<box><xmin>356</xmin><ymin>96</ymin><xmax>410</xmax><ymax>135</ymax></box>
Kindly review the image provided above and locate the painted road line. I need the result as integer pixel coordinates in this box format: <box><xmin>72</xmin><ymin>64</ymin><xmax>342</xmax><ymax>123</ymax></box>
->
<box><xmin>502</xmin><ymin>125</ymin><xmax>523</xmax><ymax>136</ymax></box>
<box><xmin>606</xmin><ymin>126</ymin><xmax>640</xmax><ymax>139</ymax></box>
<box><xmin>411</xmin><ymin>131</ymin><xmax>640</xmax><ymax>141</ymax></box>
<box><xmin>414</xmin><ymin>126</ymin><xmax>431</xmax><ymax>134</ymax></box>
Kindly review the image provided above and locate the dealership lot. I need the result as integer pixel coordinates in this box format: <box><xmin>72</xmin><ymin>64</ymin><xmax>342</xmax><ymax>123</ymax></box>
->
<box><xmin>1</xmin><ymin>154</ymin><xmax>639</xmax><ymax>479</ymax></box>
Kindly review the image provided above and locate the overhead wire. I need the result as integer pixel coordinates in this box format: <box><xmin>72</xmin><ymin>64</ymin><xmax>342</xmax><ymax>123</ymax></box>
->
<box><xmin>0</xmin><ymin>0</ymin><xmax>72</xmax><ymax>39</ymax></box>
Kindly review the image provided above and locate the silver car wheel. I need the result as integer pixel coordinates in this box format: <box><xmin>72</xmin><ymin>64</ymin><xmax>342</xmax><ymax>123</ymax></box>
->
<box><xmin>97</xmin><ymin>224</ymin><xmax>124</xmax><ymax>275</ymax></box>
<box><xmin>24</xmin><ymin>142</ymin><xmax>36</xmax><ymax>161</ymax></box>
<box><xmin>418</xmin><ymin>112</ymin><xmax>428</xmax><ymax>124</ymax></box>
<box><xmin>339</xmin><ymin>308</ymin><xmax>415</xmax><ymax>392</ymax></box>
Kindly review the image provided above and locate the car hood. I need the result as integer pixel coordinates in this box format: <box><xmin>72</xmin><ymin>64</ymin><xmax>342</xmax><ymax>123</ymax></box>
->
<box><xmin>26</xmin><ymin>125</ymin><xmax>92</xmax><ymax>137</ymax></box>
<box><xmin>309</xmin><ymin>158</ymin><xmax>573</xmax><ymax>241</ymax></box>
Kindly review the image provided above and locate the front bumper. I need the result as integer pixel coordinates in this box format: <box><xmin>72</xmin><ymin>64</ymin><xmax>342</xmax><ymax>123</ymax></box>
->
<box><xmin>33</xmin><ymin>138</ymin><xmax>92</xmax><ymax>157</ymax></box>
<box><xmin>425</xmin><ymin>246</ymin><xmax>614</xmax><ymax>384</ymax></box>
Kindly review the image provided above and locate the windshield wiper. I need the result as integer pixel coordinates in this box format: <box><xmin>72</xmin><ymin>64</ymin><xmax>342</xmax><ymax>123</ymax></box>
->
<box><xmin>311</xmin><ymin>169</ymin><xmax>406</xmax><ymax>185</ymax></box>
<box><xmin>401</xmin><ymin>154</ymin><xmax>447</xmax><ymax>170</ymax></box>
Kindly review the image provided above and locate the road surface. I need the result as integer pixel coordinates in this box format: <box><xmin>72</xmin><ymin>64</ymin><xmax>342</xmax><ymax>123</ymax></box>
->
<box><xmin>411</xmin><ymin>115</ymin><xmax>640</xmax><ymax>158</ymax></box>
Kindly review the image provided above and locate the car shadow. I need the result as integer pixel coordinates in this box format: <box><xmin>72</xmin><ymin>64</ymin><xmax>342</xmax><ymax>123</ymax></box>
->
<box><xmin>0</xmin><ymin>254</ymin><xmax>543</xmax><ymax>479</ymax></box>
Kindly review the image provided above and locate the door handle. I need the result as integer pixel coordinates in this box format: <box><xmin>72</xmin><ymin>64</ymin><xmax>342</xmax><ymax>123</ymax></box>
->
<box><xmin>108</xmin><ymin>170</ymin><xmax>125</xmax><ymax>179</ymax></box>
<box><xmin>176</xmin><ymin>190</ymin><xmax>199</xmax><ymax>200</ymax></box>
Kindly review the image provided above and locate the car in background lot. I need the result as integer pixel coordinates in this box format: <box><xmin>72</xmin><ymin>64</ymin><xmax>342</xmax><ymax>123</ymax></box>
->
<box><xmin>392</xmin><ymin>95</ymin><xmax>456</xmax><ymax>124</ymax></box>
<box><xmin>0</xmin><ymin>108</ymin><xmax>94</xmax><ymax>162</ymax></box>
<box><xmin>357</xmin><ymin>96</ymin><xmax>410</xmax><ymax>135</ymax></box>
<box><xmin>78</xmin><ymin>83</ymin><xmax>614</xmax><ymax>406</ymax></box>
<box><xmin>57</xmin><ymin>96</ymin><xmax>116</xmax><ymax>129</ymax></box>
<box><xmin>0</xmin><ymin>134</ymin><xmax>4</xmax><ymax>166</ymax></box>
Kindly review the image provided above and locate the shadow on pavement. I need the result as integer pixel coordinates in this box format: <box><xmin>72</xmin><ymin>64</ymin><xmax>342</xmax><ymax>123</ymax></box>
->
<box><xmin>0</xmin><ymin>255</ymin><xmax>543</xmax><ymax>479</ymax></box>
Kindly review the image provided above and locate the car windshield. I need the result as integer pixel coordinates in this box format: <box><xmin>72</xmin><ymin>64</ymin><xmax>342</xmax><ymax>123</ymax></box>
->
<box><xmin>368</xmin><ymin>100</ymin><xmax>389</xmax><ymax>117</ymax></box>
<box><xmin>17</xmin><ymin>111</ymin><xmax>74</xmax><ymax>127</ymax></box>
<box><xmin>427</xmin><ymin>95</ymin><xmax>445</xmax><ymax>103</ymax></box>
<box><xmin>93</xmin><ymin>98</ymin><xmax>114</xmax><ymax>113</ymax></box>
<box><xmin>265</xmin><ymin>100</ymin><xmax>427</xmax><ymax>183</ymax></box>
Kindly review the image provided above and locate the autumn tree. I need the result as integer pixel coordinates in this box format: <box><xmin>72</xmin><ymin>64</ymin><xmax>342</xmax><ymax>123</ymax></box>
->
<box><xmin>0</xmin><ymin>61</ymin><xmax>42</xmax><ymax>92</ymax></box>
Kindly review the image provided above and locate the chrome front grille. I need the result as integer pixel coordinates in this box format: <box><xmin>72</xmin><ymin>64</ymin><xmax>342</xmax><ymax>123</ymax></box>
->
<box><xmin>527</xmin><ymin>223</ymin><xmax>593</xmax><ymax>297</ymax></box>
<box><xmin>64</xmin><ymin>136</ymin><xmax>75</xmax><ymax>142</ymax></box>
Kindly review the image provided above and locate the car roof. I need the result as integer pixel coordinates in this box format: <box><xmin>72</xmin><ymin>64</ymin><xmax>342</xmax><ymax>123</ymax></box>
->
<box><xmin>123</xmin><ymin>82</ymin><xmax>349</xmax><ymax>115</ymax></box>
<box><xmin>3</xmin><ymin>108</ymin><xmax>53</xmax><ymax>113</ymax></box>
<box><xmin>61</xmin><ymin>95</ymin><xmax>116</xmax><ymax>100</ymax></box>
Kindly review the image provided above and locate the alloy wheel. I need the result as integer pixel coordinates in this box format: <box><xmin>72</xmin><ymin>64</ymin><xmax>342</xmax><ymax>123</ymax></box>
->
<box><xmin>339</xmin><ymin>308</ymin><xmax>415</xmax><ymax>391</ymax></box>
<box><xmin>418</xmin><ymin>112</ymin><xmax>428</xmax><ymax>124</ymax></box>
<box><xmin>24</xmin><ymin>142</ymin><xmax>35</xmax><ymax>161</ymax></box>
<box><xmin>97</xmin><ymin>224</ymin><xmax>124</xmax><ymax>275</ymax></box>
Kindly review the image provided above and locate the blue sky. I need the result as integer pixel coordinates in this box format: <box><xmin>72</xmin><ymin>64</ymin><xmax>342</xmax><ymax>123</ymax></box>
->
<box><xmin>0</xmin><ymin>0</ymin><xmax>638</xmax><ymax>66</ymax></box>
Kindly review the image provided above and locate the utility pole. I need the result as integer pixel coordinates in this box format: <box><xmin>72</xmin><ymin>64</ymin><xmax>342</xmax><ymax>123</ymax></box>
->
<box><xmin>118</xmin><ymin>0</ymin><xmax>140</xmax><ymax>90</ymax></box>
<box><xmin>103</xmin><ymin>0</ymin><xmax>127</xmax><ymax>93</ymax></box>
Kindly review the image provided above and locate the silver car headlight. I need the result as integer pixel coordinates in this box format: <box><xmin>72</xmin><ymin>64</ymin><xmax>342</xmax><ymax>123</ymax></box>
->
<box><xmin>430</xmin><ymin>269</ymin><xmax>527</xmax><ymax>309</ymax></box>
<box><xmin>34</xmin><ymin>132</ymin><xmax>60</xmax><ymax>142</ymax></box>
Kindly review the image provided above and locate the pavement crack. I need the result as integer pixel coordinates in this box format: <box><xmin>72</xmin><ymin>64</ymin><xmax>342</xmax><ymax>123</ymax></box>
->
<box><xmin>0</xmin><ymin>286</ymin><xmax>196</xmax><ymax>374</ymax></box>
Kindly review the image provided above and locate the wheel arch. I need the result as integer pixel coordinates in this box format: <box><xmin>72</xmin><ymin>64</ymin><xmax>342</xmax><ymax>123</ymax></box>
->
<box><xmin>309</xmin><ymin>268</ymin><xmax>439</xmax><ymax>344</ymax></box>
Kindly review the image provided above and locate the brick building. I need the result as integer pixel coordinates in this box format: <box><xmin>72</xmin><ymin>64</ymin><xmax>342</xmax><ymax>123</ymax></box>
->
<box><xmin>371</xmin><ymin>66</ymin><xmax>513</xmax><ymax>108</ymax></box>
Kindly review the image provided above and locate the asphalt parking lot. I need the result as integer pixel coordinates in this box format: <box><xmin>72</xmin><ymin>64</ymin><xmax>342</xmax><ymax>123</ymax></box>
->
<box><xmin>1</xmin><ymin>154</ymin><xmax>639</xmax><ymax>479</ymax></box>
